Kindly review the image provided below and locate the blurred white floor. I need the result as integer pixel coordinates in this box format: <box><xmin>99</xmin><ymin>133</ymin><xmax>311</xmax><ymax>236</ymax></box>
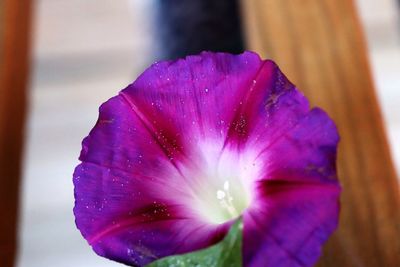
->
<box><xmin>17</xmin><ymin>1</ymin><xmax>156</xmax><ymax>267</ymax></box>
<box><xmin>17</xmin><ymin>0</ymin><xmax>400</xmax><ymax>267</ymax></box>
<box><xmin>356</xmin><ymin>0</ymin><xmax>400</xmax><ymax>177</ymax></box>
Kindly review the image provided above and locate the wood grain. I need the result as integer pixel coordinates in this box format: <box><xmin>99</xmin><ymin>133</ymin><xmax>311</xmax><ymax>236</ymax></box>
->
<box><xmin>0</xmin><ymin>0</ymin><xmax>32</xmax><ymax>266</ymax></box>
<box><xmin>241</xmin><ymin>0</ymin><xmax>400</xmax><ymax>266</ymax></box>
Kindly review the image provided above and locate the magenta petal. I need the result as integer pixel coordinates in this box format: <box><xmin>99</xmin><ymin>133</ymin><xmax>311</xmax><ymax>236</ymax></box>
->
<box><xmin>74</xmin><ymin>96</ymin><xmax>231</xmax><ymax>266</ymax></box>
<box><xmin>243</xmin><ymin>108</ymin><xmax>340</xmax><ymax>267</ymax></box>
<box><xmin>120</xmin><ymin>51</ymin><xmax>266</xmax><ymax>150</ymax></box>
<box><xmin>243</xmin><ymin>183</ymin><xmax>339</xmax><ymax>267</ymax></box>
<box><xmin>73</xmin><ymin>51</ymin><xmax>340</xmax><ymax>267</ymax></box>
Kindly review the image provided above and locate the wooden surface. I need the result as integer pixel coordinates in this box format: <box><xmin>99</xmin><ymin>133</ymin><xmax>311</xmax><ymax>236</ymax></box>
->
<box><xmin>241</xmin><ymin>0</ymin><xmax>400</xmax><ymax>266</ymax></box>
<box><xmin>0</xmin><ymin>0</ymin><xmax>32</xmax><ymax>266</ymax></box>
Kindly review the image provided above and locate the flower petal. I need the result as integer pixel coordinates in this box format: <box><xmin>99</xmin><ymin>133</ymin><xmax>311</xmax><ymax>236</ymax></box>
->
<box><xmin>244</xmin><ymin>184</ymin><xmax>339</xmax><ymax>267</ymax></box>
<box><xmin>243</xmin><ymin>109</ymin><xmax>340</xmax><ymax>267</ymax></box>
<box><xmin>120</xmin><ymin>51</ymin><xmax>271</xmax><ymax>151</ymax></box>
<box><xmin>74</xmin><ymin>96</ymin><xmax>231</xmax><ymax>266</ymax></box>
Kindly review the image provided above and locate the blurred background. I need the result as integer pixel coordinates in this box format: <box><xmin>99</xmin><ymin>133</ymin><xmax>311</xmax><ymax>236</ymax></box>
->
<box><xmin>0</xmin><ymin>0</ymin><xmax>399</xmax><ymax>267</ymax></box>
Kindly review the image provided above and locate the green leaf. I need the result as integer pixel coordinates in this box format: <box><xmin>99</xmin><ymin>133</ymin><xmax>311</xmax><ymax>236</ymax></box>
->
<box><xmin>146</xmin><ymin>219</ymin><xmax>243</xmax><ymax>267</ymax></box>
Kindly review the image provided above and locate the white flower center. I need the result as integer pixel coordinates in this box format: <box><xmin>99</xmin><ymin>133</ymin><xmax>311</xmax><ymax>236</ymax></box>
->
<box><xmin>190</xmin><ymin>141</ymin><xmax>258</xmax><ymax>224</ymax></box>
<box><xmin>215</xmin><ymin>181</ymin><xmax>243</xmax><ymax>219</ymax></box>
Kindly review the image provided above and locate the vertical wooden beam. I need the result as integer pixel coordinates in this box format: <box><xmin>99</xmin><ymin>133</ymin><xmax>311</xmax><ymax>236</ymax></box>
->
<box><xmin>241</xmin><ymin>0</ymin><xmax>400</xmax><ymax>266</ymax></box>
<box><xmin>0</xmin><ymin>0</ymin><xmax>32</xmax><ymax>266</ymax></box>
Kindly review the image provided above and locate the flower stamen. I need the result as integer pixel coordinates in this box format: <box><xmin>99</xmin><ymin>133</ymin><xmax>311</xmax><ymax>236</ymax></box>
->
<box><xmin>216</xmin><ymin>181</ymin><xmax>240</xmax><ymax>218</ymax></box>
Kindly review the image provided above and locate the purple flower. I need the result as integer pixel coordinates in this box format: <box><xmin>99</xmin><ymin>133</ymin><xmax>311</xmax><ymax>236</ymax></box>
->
<box><xmin>73</xmin><ymin>51</ymin><xmax>340</xmax><ymax>267</ymax></box>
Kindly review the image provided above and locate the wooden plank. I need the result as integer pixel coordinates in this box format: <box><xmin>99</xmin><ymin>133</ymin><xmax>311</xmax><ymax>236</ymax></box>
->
<box><xmin>0</xmin><ymin>0</ymin><xmax>32</xmax><ymax>266</ymax></box>
<box><xmin>241</xmin><ymin>0</ymin><xmax>400</xmax><ymax>266</ymax></box>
